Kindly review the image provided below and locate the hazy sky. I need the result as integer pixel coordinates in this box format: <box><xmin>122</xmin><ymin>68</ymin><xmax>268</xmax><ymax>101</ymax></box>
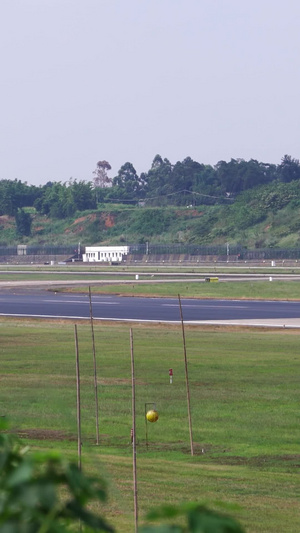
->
<box><xmin>1</xmin><ymin>0</ymin><xmax>300</xmax><ymax>185</ymax></box>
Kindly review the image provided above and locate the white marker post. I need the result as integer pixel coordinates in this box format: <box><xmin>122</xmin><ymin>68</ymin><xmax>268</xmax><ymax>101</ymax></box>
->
<box><xmin>169</xmin><ymin>368</ymin><xmax>173</xmax><ymax>384</ymax></box>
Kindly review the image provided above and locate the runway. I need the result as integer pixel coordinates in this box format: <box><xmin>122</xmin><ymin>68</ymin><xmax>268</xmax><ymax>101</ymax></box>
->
<box><xmin>0</xmin><ymin>290</ymin><xmax>300</xmax><ymax>327</ymax></box>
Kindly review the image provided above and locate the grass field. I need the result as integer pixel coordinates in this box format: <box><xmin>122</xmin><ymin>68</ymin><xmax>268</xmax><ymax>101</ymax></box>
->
<box><xmin>1</xmin><ymin>264</ymin><xmax>300</xmax><ymax>300</ymax></box>
<box><xmin>1</xmin><ymin>264</ymin><xmax>300</xmax><ymax>274</ymax></box>
<box><xmin>60</xmin><ymin>279</ymin><xmax>300</xmax><ymax>300</ymax></box>
<box><xmin>0</xmin><ymin>319</ymin><xmax>299</xmax><ymax>531</ymax></box>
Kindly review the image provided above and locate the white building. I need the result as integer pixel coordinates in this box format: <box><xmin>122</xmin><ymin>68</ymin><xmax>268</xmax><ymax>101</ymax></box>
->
<box><xmin>82</xmin><ymin>246</ymin><xmax>129</xmax><ymax>263</ymax></box>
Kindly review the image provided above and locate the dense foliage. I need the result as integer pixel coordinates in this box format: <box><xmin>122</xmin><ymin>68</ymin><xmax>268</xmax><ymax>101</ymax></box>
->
<box><xmin>1</xmin><ymin>155</ymin><xmax>300</xmax><ymax>247</ymax></box>
<box><xmin>1</xmin><ymin>156</ymin><xmax>300</xmax><ymax>220</ymax></box>
<box><xmin>102</xmin><ymin>154</ymin><xmax>300</xmax><ymax>207</ymax></box>
<box><xmin>15</xmin><ymin>209</ymin><xmax>32</xmax><ymax>236</ymax></box>
<box><xmin>0</xmin><ymin>180</ymin><xmax>41</xmax><ymax>216</ymax></box>
<box><xmin>0</xmin><ymin>421</ymin><xmax>113</xmax><ymax>532</ymax></box>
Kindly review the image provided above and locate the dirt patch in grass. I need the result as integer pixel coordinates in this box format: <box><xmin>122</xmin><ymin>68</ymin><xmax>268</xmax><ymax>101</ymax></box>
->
<box><xmin>72</xmin><ymin>214</ymin><xmax>97</xmax><ymax>226</ymax></box>
<box><xmin>15</xmin><ymin>428</ymin><xmax>76</xmax><ymax>441</ymax></box>
<box><xmin>101</xmin><ymin>213</ymin><xmax>115</xmax><ymax>228</ymax></box>
<box><xmin>0</xmin><ymin>215</ymin><xmax>14</xmax><ymax>227</ymax></box>
<box><xmin>100</xmin><ymin>377</ymin><xmax>147</xmax><ymax>386</ymax></box>
<box><xmin>134</xmin><ymin>442</ymin><xmax>217</xmax><ymax>455</ymax></box>
<box><xmin>65</xmin><ymin>214</ymin><xmax>98</xmax><ymax>234</ymax></box>
<box><xmin>0</xmin><ymin>374</ymin><xmax>76</xmax><ymax>386</ymax></box>
<box><xmin>214</xmin><ymin>454</ymin><xmax>300</xmax><ymax>468</ymax></box>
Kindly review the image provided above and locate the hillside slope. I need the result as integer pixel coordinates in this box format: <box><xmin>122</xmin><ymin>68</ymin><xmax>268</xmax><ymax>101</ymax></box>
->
<box><xmin>1</xmin><ymin>180</ymin><xmax>300</xmax><ymax>249</ymax></box>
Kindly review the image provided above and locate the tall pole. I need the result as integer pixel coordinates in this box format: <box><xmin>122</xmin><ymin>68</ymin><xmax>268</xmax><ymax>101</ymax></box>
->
<box><xmin>89</xmin><ymin>286</ymin><xmax>100</xmax><ymax>445</ymax></box>
<box><xmin>130</xmin><ymin>328</ymin><xmax>138</xmax><ymax>532</ymax></box>
<box><xmin>74</xmin><ymin>324</ymin><xmax>82</xmax><ymax>469</ymax></box>
<box><xmin>178</xmin><ymin>294</ymin><xmax>194</xmax><ymax>456</ymax></box>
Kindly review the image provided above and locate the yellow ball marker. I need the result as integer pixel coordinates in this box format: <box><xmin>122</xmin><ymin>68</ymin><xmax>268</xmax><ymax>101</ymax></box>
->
<box><xmin>146</xmin><ymin>409</ymin><xmax>159</xmax><ymax>423</ymax></box>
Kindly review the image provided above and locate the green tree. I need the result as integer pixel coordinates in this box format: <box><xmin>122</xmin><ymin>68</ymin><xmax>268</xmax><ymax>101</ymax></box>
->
<box><xmin>34</xmin><ymin>180</ymin><xmax>96</xmax><ymax>218</ymax></box>
<box><xmin>171</xmin><ymin>157</ymin><xmax>200</xmax><ymax>205</ymax></box>
<box><xmin>34</xmin><ymin>182</ymin><xmax>76</xmax><ymax>219</ymax></box>
<box><xmin>15</xmin><ymin>209</ymin><xmax>32</xmax><ymax>237</ymax></box>
<box><xmin>216</xmin><ymin>158</ymin><xmax>276</xmax><ymax>195</ymax></box>
<box><xmin>112</xmin><ymin>162</ymin><xmax>144</xmax><ymax>202</ymax></box>
<box><xmin>171</xmin><ymin>158</ymin><xmax>222</xmax><ymax>206</ymax></box>
<box><xmin>70</xmin><ymin>179</ymin><xmax>97</xmax><ymax>211</ymax></box>
<box><xmin>278</xmin><ymin>155</ymin><xmax>300</xmax><ymax>183</ymax></box>
<box><xmin>192</xmin><ymin>164</ymin><xmax>222</xmax><ymax>205</ymax></box>
<box><xmin>145</xmin><ymin>155</ymin><xmax>173</xmax><ymax>205</ymax></box>
<box><xmin>0</xmin><ymin>180</ymin><xmax>41</xmax><ymax>216</ymax></box>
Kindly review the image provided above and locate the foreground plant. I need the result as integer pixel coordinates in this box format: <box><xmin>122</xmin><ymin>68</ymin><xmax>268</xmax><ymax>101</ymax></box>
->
<box><xmin>0</xmin><ymin>420</ymin><xmax>113</xmax><ymax>532</ymax></box>
<box><xmin>140</xmin><ymin>503</ymin><xmax>245</xmax><ymax>533</ymax></box>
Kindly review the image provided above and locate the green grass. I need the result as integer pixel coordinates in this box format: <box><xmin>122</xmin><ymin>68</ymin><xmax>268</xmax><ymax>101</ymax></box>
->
<box><xmin>0</xmin><ymin>272</ymin><xmax>139</xmax><ymax>281</ymax></box>
<box><xmin>3</xmin><ymin>187</ymin><xmax>300</xmax><ymax>247</ymax></box>
<box><xmin>61</xmin><ymin>279</ymin><xmax>300</xmax><ymax>300</ymax></box>
<box><xmin>0</xmin><ymin>319</ymin><xmax>299</xmax><ymax>531</ymax></box>
<box><xmin>3</xmin><ymin>264</ymin><xmax>300</xmax><ymax>299</ymax></box>
<box><xmin>2</xmin><ymin>263</ymin><xmax>300</xmax><ymax>275</ymax></box>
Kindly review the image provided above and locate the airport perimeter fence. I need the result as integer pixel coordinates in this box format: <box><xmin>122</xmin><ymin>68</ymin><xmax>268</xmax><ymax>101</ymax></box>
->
<box><xmin>0</xmin><ymin>245</ymin><xmax>79</xmax><ymax>257</ymax></box>
<box><xmin>128</xmin><ymin>244</ymin><xmax>300</xmax><ymax>260</ymax></box>
<box><xmin>1</xmin><ymin>244</ymin><xmax>300</xmax><ymax>260</ymax></box>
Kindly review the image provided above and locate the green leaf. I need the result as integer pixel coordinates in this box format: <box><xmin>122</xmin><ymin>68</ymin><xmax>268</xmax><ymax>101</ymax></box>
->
<box><xmin>139</xmin><ymin>526</ymin><xmax>182</xmax><ymax>533</ymax></box>
<box><xmin>188</xmin><ymin>506</ymin><xmax>245</xmax><ymax>533</ymax></box>
<box><xmin>66</xmin><ymin>501</ymin><xmax>114</xmax><ymax>531</ymax></box>
<box><xmin>7</xmin><ymin>461</ymin><xmax>33</xmax><ymax>488</ymax></box>
<box><xmin>146</xmin><ymin>505</ymin><xmax>183</xmax><ymax>521</ymax></box>
<box><xmin>144</xmin><ymin>504</ymin><xmax>245</xmax><ymax>533</ymax></box>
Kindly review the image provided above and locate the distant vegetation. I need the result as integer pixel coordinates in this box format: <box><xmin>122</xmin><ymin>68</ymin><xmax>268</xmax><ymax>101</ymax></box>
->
<box><xmin>1</xmin><ymin>154</ymin><xmax>300</xmax><ymax>248</ymax></box>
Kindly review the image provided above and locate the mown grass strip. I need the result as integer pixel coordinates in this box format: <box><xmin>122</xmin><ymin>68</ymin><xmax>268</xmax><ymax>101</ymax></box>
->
<box><xmin>0</xmin><ymin>319</ymin><xmax>299</xmax><ymax>531</ymax></box>
<box><xmin>61</xmin><ymin>280</ymin><xmax>300</xmax><ymax>300</ymax></box>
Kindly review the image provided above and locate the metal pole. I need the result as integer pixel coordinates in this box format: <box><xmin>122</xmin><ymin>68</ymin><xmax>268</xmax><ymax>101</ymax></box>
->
<box><xmin>74</xmin><ymin>324</ymin><xmax>82</xmax><ymax>469</ymax></box>
<box><xmin>130</xmin><ymin>328</ymin><xmax>138</xmax><ymax>532</ymax></box>
<box><xmin>89</xmin><ymin>286</ymin><xmax>100</xmax><ymax>445</ymax></box>
<box><xmin>178</xmin><ymin>294</ymin><xmax>194</xmax><ymax>456</ymax></box>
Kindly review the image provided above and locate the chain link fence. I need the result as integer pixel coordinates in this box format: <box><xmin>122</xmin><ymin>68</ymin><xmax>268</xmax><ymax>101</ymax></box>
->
<box><xmin>1</xmin><ymin>244</ymin><xmax>300</xmax><ymax>260</ymax></box>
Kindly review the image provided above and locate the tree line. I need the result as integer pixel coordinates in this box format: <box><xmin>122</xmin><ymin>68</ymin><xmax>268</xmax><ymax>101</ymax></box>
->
<box><xmin>0</xmin><ymin>155</ymin><xmax>300</xmax><ymax>223</ymax></box>
<box><xmin>108</xmin><ymin>154</ymin><xmax>300</xmax><ymax>206</ymax></box>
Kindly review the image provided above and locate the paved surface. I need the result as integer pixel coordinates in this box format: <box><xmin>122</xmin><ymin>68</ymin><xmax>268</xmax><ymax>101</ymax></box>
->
<box><xmin>1</xmin><ymin>290</ymin><xmax>300</xmax><ymax>327</ymax></box>
<box><xmin>190</xmin><ymin>318</ymin><xmax>300</xmax><ymax>328</ymax></box>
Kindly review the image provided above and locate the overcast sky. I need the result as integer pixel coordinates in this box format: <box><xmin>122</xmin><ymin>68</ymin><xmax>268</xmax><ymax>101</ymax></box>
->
<box><xmin>1</xmin><ymin>0</ymin><xmax>299</xmax><ymax>185</ymax></box>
